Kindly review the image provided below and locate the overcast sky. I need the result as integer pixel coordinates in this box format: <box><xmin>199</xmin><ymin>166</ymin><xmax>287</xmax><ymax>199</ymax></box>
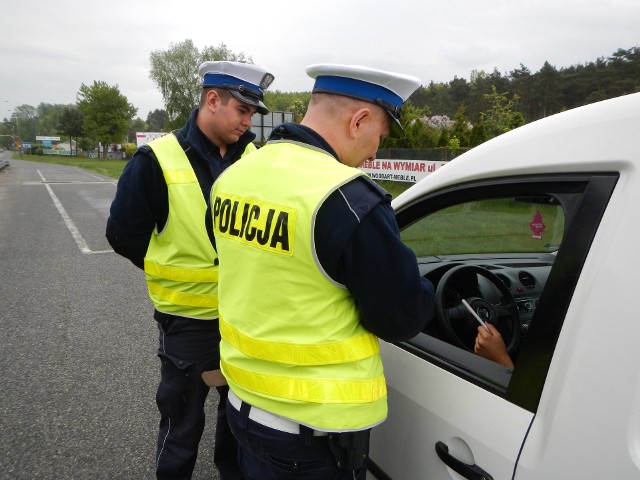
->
<box><xmin>1</xmin><ymin>0</ymin><xmax>638</xmax><ymax>120</ymax></box>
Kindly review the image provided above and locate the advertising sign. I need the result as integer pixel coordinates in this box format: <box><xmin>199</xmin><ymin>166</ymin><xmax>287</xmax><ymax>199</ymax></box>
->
<box><xmin>360</xmin><ymin>159</ymin><xmax>448</xmax><ymax>183</ymax></box>
<box><xmin>136</xmin><ymin>132</ymin><xmax>168</xmax><ymax>148</ymax></box>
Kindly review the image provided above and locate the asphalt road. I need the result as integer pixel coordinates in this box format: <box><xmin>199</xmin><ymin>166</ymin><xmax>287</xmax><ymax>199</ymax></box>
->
<box><xmin>0</xmin><ymin>156</ymin><xmax>219</xmax><ymax>479</ymax></box>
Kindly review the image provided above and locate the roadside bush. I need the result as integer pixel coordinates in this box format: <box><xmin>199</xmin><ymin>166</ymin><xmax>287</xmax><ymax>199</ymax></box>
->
<box><xmin>123</xmin><ymin>143</ymin><xmax>137</xmax><ymax>159</ymax></box>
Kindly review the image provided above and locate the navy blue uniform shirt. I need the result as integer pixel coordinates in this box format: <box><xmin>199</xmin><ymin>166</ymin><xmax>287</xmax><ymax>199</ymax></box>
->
<box><xmin>260</xmin><ymin>123</ymin><xmax>435</xmax><ymax>342</ymax></box>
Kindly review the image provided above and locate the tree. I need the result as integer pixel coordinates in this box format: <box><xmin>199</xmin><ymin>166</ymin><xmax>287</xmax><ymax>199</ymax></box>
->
<box><xmin>263</xmin><ymin>91</ymin><xmax>311</xmax><ymax>119</ymax></box>
<box><xmin>532</xmin><ymin>61</ymin><xmax>561</xmax><ymax>119</ymax></box>
<box><xmin>289</xmin><ymin>98</ymin><xmax>308</xmax><ymax>122</ymax></box>
<box><xmin>10</xmin><ymin>104</ymin><xmax>37</xmax><ymax>143</ymax></box>
<box><xmin>36</xmin><ymin>103</ymin><xmax>68</xmax><ymax>139</ymax></box>
<box><xmin>468</xmin><ymin>121</ymin><xmax>487</xmax><ymax>147</ymax></box>
<box><xmin>58</xmin><ymin>106</ymin><xmax>84</xmax><ymax>156</ymax></box>
<box><xmin>380</xmin><ymin>103</ymin><xmax>431</xmax><ymax>149</ymax></box>
<box><xmin>509</xmin><ymin>64</ymin><xmax>534</xmax><ymax>119</ymax></box>
<box><xmin>609</xmin><ymin>47</ymin><xmax>640</xmax><ymax>94</ymax></box>
<box><xmin>466</xmin><ymin>68</ymin><xmax>509</xmax><ymax>122</ymax></box>
<box><xmin>146</xmin><ymin>109</ymin><xmax>169</xmax><ymax>131</ymax></box>
<box><xmin>0</xmin><ymin>118</ymin><xmax>15</xmax><ymax>148</ymax></box>
<box><xmin>149</xmin><ymin>39</ymin><xmax>253</xmax><ymax>128</ymax></box>
<box><xmin>451</xmin><ymin>105</ymin><xmax>473</xmax><ymax>147</ymax></box>
<box><xmin>128</xmin><ymin>117</ymin><xmax>148</xmax><ymax>143</ymax></box>
<box><xmin>448</xmin><ymin>76</ymin><xmax>471</xmax><ymax>109</ymax></box>
<box><xmin>77</xmin><ymin>81</ymin><xmax>137</xmax><ymax>158</ymax></box>
<box><xmin>479</xmin><ymin>86</ymin><xmax>525</xmax><ymax>139</ymax></box>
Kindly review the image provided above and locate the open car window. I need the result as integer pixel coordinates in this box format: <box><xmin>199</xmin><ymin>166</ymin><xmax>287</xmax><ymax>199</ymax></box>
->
<box><xmin>401</xmin><ymin>196</ymin><xmax>565</xmax><ymax>257</ymax></box>
<box><xmin>392</xmin><ymin>174</ymin><xmax>617</xmax><ymax>411</ymax></box>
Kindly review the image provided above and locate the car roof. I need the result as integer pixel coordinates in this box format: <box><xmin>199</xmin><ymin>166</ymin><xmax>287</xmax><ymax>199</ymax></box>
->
<box><xmin>393</xmin><ymin>92</ymin><xmax>640</xmax><ymax>207</ymax></box>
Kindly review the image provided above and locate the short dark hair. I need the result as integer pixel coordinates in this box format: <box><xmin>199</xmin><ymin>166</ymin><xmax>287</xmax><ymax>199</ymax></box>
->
<box><xmin>199</xmin><ymin>88</ymin><xmax>232</xmax><ymax>108</ymax></box>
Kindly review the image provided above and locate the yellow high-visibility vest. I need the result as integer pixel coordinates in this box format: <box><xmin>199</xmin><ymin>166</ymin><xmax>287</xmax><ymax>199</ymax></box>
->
<box><xmin>144</xmin><ymin>134</ymin><xmax>256</xmax><ymax>319</ymax></box>
<box><xmin>212</xmin><ymin>140</ymin><xmax>387</xmax><ymax>431</ymax></box>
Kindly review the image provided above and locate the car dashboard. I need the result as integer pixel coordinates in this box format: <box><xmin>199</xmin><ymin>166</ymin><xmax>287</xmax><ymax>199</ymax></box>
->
<box><xmin>417</xmin><ymin>252</ymin><xmax>555</xmax><ymax>337</ymax></box>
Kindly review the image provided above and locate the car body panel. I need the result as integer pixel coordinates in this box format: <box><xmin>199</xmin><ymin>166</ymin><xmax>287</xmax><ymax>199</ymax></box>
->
<box><xmin>515</xmin><ymin>160</ymin><xmax>640</xmax><ymax>477</ymax></box>
<box><xmin>371</xmin><ymin>341</ymin><xmax>532</xmax><ymax>479</ymax></box>
<box><xmin>369</xmin><ymin>93</ymin><xmax>640</xmax><ymax>479</ymax></box>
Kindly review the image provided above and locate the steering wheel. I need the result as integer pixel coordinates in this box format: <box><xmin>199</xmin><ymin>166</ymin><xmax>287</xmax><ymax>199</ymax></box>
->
<box><xmin>435</xmin><ymin>265</ymin><xmax>520</xmax><ymax>355</ymax></box>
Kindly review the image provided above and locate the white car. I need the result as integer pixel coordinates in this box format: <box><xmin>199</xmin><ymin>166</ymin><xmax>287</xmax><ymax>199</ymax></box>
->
<box><xmin>368</xmin><ymin>92</ymin><xmax>640</xmax><ymax>479</ymax></box>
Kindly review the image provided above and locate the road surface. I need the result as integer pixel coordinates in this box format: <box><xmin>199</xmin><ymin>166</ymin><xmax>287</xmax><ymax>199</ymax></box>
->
<box><xmin>0</xmin><ymin>156</ymin><xmax>219</xmax><ymax>479</ymax></box>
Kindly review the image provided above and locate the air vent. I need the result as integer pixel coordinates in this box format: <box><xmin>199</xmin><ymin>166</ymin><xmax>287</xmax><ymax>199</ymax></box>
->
<box><xmin>518</xmin><ymin>271</ymin><xmax>536</xmax><ymax>289</ymax></box>
<box><xmin>495</xmin><ymin>274</ymin><xmax>512</xmax><ymax>289</ymax></box>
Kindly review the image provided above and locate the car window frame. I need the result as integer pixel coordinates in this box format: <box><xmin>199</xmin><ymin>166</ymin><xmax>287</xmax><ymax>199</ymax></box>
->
<box><xmin>393</xmin><ymin>173</ymin><xmax>618</xmax><ymax>413</ymax></box>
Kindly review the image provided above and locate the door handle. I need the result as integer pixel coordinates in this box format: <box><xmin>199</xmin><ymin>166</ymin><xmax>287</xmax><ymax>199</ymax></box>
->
<box><xmin>435</xmin><ymin>441</ymin><xmax>494</xmax><ymax>480</ymax></box>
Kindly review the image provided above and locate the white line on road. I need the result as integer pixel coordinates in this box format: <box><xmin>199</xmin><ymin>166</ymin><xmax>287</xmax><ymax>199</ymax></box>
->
<box><xmin>76</xmin><ymin>168</ymin><xmax>117</xmax><ymax>184</ymax></box>
<box><xmin>37</xmin><ymin>169</ymin><xmax>114</xmax><ymax>255</ymax></box>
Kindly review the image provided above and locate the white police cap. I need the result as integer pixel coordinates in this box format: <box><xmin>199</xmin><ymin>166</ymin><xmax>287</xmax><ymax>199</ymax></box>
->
<box><xmin>199</xmin><ymin>61</ymin><xmax>275</xmax><ymax>115</ymax></box>
<box><xmin>306</xmin><ymin>64</ymin><xmax>421</xmax><ymax>136</ymax></box>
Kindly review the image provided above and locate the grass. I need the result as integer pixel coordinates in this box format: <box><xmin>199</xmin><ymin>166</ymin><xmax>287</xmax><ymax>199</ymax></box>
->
<box><xmin>12</xmin><ymin>152</ymin><xmax>127</xmax><ymax>179</ymax></box>
<box><xmin>12</xmin><ymin>153</ymin><xmax>417</xmax><ymax>194</ymax></box>
<box><xmin>401</xmin><ymin>199</ymin><xmax>564</xmax><ymax>255</ymax></box>
<box><xmin>376</xmin><ymin>180</ymin><xmax>413</xmax><ymax>198</ymax></box>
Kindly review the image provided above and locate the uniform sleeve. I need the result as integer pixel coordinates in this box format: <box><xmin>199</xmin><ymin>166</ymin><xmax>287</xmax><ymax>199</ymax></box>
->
<box><xmin>105</xmin><ymin>149</ymin><xmax>168</xmax><ymax>269</ymax></box>
<box><xmin>342</xmin><ymin>201</ymin><xmax>435</xmax><ymax>342</ymax></box>
<box><xmin>315</xmin><ymin>179</ymin><xmax>435</xmax><ymax>342</ymax></box>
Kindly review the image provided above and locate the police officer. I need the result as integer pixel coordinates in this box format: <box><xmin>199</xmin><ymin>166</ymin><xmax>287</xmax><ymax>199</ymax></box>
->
<box><xmin>210</xmin><ymin>64</ymin><xmax>435</xmax><ymax>479</ymax></box>
<box><xmin>106</xmin><ymin>61</ymin><xmax>275</xmax><ymax>479</ymax></box>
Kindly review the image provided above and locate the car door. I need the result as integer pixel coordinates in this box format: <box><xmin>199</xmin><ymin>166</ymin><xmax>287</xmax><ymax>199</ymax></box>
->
<box><xmin>367</xmin><ymin>173</ymin><xmax>616</xmax><ymax>480</ymax></box>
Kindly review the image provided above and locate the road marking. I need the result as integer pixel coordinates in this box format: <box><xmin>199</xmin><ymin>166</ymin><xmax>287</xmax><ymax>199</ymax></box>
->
<box><xmin>37</xmin><ymin>169</ymin><xmax>114</xmax><ymax>255</ymax></box>
<box><xmin>78</xmin><ymin>168</ymin><xmax>110</xmax><ymax>181</ymax></box>
<box><xmin>23</xmin><ymin>180</ymin><xmax>116</xmax><ymax>185</ymax></box>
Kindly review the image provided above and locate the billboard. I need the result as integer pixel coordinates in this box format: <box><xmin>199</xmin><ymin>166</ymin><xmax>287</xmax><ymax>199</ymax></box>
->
<box><xmin>360</xmin><ymin>159</ymin><xmax>448</xmax><ymax>183</ymax></box>
<box><xmin>136</xmin><ymin>132</ymin><xmax>168</xmax><ymax>148</ymax></box>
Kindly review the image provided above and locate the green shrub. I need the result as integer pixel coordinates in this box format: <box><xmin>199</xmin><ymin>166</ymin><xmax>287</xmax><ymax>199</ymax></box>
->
<box><xmin>123</xmin><ymin>143</ymin><xmax>138</xmax><ymax>159</ymax></box>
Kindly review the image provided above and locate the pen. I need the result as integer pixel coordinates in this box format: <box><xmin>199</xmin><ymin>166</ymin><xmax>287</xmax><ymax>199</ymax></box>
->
<box><xmin>461</xmin><ymin>299</ymin><xmax>492</xmax><ymax>334</ymax></box>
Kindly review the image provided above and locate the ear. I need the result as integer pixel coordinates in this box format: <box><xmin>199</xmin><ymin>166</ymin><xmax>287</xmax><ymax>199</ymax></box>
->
<box><xmin>348</xmin><ymin>108</ymin><xmax>371</xmax><ymax>138</ymax></box>
<box><xmin>205</xmin><ymin>89</ymin><xmax>221</xmax><ymax>112</ymax></box>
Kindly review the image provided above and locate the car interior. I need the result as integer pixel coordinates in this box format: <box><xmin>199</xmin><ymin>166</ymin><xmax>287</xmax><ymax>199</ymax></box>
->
<box><xmin>393</xmin><ymin>176</ymin><xmax>592</xmax><ymax>395</ymax></box>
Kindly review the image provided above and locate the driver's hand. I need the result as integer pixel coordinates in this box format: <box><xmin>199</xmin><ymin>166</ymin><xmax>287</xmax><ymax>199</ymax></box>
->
<box><xmin>474</xmin><ymin>324</ymin><xmax>514</xmax><ymax>369</ymax></box>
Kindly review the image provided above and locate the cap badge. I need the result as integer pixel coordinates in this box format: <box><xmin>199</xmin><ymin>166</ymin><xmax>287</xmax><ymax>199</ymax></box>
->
<box><xmin>260</xmin><ymin>73</ymin><xmax>275</xmax><ymax>90</ymax></box>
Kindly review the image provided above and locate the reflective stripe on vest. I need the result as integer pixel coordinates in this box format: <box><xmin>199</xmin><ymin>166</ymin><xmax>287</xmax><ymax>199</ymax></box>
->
<box><xmin>144</xmin><ymin>259</ymin><xmax>218</xmax><ymax>283</ymax></box>
<box><xmin>220</xmin><ymin>315</ymin><xmax>379</xmax><ymax>365</ymax></box>
<box><xmin>147</xmin><ymin>282</ymin><xmax>218</xmax><ymax>308</ymax></box>
<box><xmin>221</xmin><ymin>359</ymin><xmax>387</xmax><ymax>404</ymax></box>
